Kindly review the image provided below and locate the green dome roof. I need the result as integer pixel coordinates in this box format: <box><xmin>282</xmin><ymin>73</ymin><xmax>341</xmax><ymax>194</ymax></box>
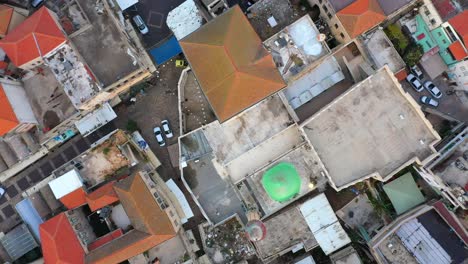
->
<box><xmin>262</xmin><ymin>162</ymin><xmax>301</xmax><ymax>202</ymax></box>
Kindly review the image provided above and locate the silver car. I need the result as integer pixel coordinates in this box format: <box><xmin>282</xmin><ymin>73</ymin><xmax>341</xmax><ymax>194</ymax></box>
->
<box><xmin>424</xmin><ymin>81</ymin><xmax>442</xmax><ymax>98</ymax></box>
<box><xmin>132</xmin><ymin>15</ymin><xmax>149</xmax><ymax>35</ymax></box>
<box><xmin>161</xmin><ymin>120</ymin><xmax>173</xmax><ymax>138</ymax></box>
<box><xmin>420</xmin><ymin>96</ymin><xmax>439</xmax><ymax>107</ymax></box>
<box><xmin>406</xmin><ymin>73</ymin><xmax>423</xmax><ymax>92</ymax></box>
<box><xmin>153</xmin><ymin>127</ymin><xmax>165</xmax><ymax>146</ymax></box>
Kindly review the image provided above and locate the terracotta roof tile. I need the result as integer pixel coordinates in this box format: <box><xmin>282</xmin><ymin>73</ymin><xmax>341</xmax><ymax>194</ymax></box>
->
<box><xmin>0</xmin><ymin>5</ymin><xmax>13</xmax><ymax>36</ymax></box>
<box><xmin>0</xmin><ymin>6</ymin><xmax>66</xmax><ymax>67</ymax></box>
<box><xmin>0</xmin><ymin>84</ymin><xmax>18</xmax><ymax>136</ymax></box>
<box><xmin>86</xmin><ymin>181</ymin><xmax>119</xmax><ymax>212</ymax></box>
<box><xmin>59</xmin><ymin>188</ymin><xmax>87</xmax><ymax>210</ymax></box>
<box><xmin>87</xmin><ymin>229</ymin><xmax>123</xmax><ymax>251</ymax></box>
<box><xmin>86</xmin><ymin>173</ymin><xmax>176</xmax><ymax>263</ymax></box>
<box><xmin>337</xmin><ymin>0</ymin><xmax>386</xmax><ymax>38</ymax></box>
<box><xmin>449</xmin><ymin>10</ymin><xmax>468</xmax><ymax>46</ymax></box>
<box><xmin>448</xmin><ymin>40</ymin><xmax>468</xmax><ymax>61</ymax></box>
<box><xmin>39</xmin><ymin>213</ymin><xmax>85</xmax><ymax>264</ymax></box>
<box><xmin>180</xmin><ymin>6</ymin><xmax>285</xmax><ymax>121</ymax></box>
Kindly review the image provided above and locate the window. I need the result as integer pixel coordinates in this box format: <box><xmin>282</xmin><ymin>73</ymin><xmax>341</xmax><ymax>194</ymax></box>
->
<box><xmin>322</xmin><ymin>5</ymin><xmax>328</xmax><ymax>12</ymax></box>
<box><xmin>328</xmin><ymin>13</ymin><xmax>332</xmax><ymax>19</ymax></box>
<box><xmin>319</xmin><ymin>0</ymin><xmax>322</xmax><ymax>3</ymax></box>
<box><xmin>442</xmin><ymin>39</ymin><xmax>447</xmax><ymax>44</ymax></box>
<box><xmin>334</xmin><ymin>24</ymin><xmax>339</xmax><ymax>29</ymax></box>
<box><xmin>340</xmin><ymin>33</ymin><xmax>345</xmax><ymax>39</ymax></box>
<box><xmin>438</xmin><ymin>32</ymin><xmax>442</xmax><ymax>37</ymax></box>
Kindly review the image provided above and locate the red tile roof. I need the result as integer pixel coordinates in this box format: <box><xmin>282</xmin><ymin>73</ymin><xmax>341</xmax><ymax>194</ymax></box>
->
<box><xmin>0</xmin><ymin>6</ymin><xmax>66</xmax><ymax>67</ymax></box>
<box><xmin>0</xmin><ymin>5</ymin><xmax>13</xmax><ymax>36</ymax></box>
<box><xmin>394</xmin><ymin>68</ymin><xmax>408</xmax><ymax>81</ymax></box>
<box><xmin>59</xmin><ymin>188</ymin><xmax>87</xmax><ymax>210</ymax></box>
<box><xmin>86</xmin><ymin>182</ymin><xmax>119</xmax><ymax>212</ymax></box>
<box><xmin>432</xmin><ymin>0</ymin><xmax>457</xmax><ymax>20</ymax></box>
<box><xmin>0</xmin><ymin>84</ymin><xmax>18</xmax><ymax>136</ymax></box>
<box><xmin>449</xmin><ymin>11</ymin><xmax>468</xmax><ymax>47</ymax></box>
<box><xmin>39</xmin><ymin>213</ymin><xmax>85</xmax><ymax>264</ymax></box>
<box><xmin>88</xmin><ymin>229</ymin><xmax>124</xmax><ymax>251</ymax></box>
<box><xmin>449</xmin><ymin>40</ymin><xmax>468</xmax><ymax>61</ymax></box>
<box><xmin>337</xmin><ymin>0</ymin><xmax>386</xmax><ymax>38</ymax></box>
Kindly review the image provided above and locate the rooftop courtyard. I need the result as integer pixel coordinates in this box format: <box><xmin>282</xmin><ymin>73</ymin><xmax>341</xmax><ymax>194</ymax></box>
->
<box><xmin>302</xmin><ymin>66</ymin><xmax>440</xmax><ymax>190</ymax></box>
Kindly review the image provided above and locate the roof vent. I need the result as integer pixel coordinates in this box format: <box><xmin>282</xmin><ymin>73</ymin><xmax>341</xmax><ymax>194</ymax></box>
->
<box><xmin>399</xmin><ymin>114</ymin><xmax>405</xmax><ymax>120</ymax></box>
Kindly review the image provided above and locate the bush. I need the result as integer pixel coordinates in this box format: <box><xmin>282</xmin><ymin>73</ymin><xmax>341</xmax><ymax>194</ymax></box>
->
<box><xmin>403</xmin><ymin>43</ymin><xmax>424</xmax><ymax>67</ymax></box>
<box><xmin>385</xmin><ymin>24</ymin><xmax>409</xmax><ymax>53</ymax></box>
<box><xmin>103</xmin><ymin>147</ymin><xmax>110</xmax><ymax>155</ymax></box>
<box><xmin>126</xmin><ymin>119</ymin><xmax>139</xmax><ymax>132</ymax></box>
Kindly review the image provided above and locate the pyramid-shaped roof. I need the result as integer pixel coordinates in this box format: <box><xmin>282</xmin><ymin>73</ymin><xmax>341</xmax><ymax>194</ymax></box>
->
<box><xmin>337</xmin><ymin>0</ymin><xmax>386</xmax><ymax>38</ymax></box>
<box><xmin>86</xmin><ymin>181</ymin><xmax>119</xmax><ymax>212</ymax></box>
<box><xmin>0</xmin><ymin>6</ymin><xmax>66</xmax><ymax>67</ymax></box>
<box><xmin>0</xmin><ymin>84</ymin><xmax>18</xmax><ymax>136</ymax></box>
<box><xmin>449</xmin><ymin>10</ymin><xmax>468</xmax><ymax>46</ymax></box>
<box><xmin>180</xmin><ymin>5</ymin><xmax>285</xmax><ymax>122</ymax></box>
<box><xmin>39</xmin><ymin>213</ymin><xmax>85</xmax><ymax>264</ymax></box>
<box><xmin>0</xmin><ymin>5</ymin><xmax>13</xmax><ymax>36</ymax></box>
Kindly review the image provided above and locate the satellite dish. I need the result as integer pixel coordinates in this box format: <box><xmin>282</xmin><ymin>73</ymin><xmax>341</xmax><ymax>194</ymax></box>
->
<box><xmin>245</xmin><ymin>220</ymin><xmax>267</xmax><ymax>241</ymax></box>
<box><xmin>317</xmin><ymin>33</ymin><xmax>326</xmax><ymax>42</ymax></box>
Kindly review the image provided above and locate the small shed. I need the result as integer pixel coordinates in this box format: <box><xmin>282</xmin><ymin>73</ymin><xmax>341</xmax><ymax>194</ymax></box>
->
<box><xmin>15</xmin><ymin>198</ymin><xmax>44</xmax><ymax>240</ymax></box>
<box><xmin>149</xmin><ymin>36</ymin><xmax>182</xmax><ymax>65</ymax></box>
<box><xmin>75</xmin><ymin>103</ymin><xmax>117</xmax><ymax>137</ymax></box>
<box><xmin>115</xmin><ymin>0</ymin><xmax>138</xmax><ymax>11</ymax></box>
<box><xmin>48</xmin><ymin>169</ymin><xmax>84</xmax><ymax>199</ymax></box>
<box><xmin>383</xmin><ymin>172</ymin><xmax>425</xmax><ymax>215</ymax></box>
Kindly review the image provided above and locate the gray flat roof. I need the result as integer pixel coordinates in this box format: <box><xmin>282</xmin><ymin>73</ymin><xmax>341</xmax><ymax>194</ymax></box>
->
<box><xmin>302</xmin><ymin>67</ymin><xmax>439</xmax><ymax>189</ymax></box>
<box><xmin>202</xmin><ymin>95</ymin><xmax>294</xmax><ymax>165</ymax></box>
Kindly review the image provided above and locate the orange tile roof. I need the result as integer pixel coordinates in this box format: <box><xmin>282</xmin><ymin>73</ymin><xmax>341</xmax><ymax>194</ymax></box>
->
<box><xmin>0</xmin><ymin>84</ymin><xmax>18</xmax><ymax>136</ymax></box>
<box><xmin>86</xmin><ymin>182</ymin><xmax>119</xmax><ymax>212</ymax></box>
<box><xmin>449</xmin><ymin>11</ymin><xmax>468</xmax><ymax>47</ymax></box>
<box><xmin>88</xmin><ymin>229</ymin><xmax>124</xmax><ymax>251</ymax></box>
<box><xmin>39</xmin><ymin>213</ymin><xmax>85</xmax><ymax>264</ymax></box>
<box><xmin>0</xmin><ymin>6</ymin><xmax>66</xmax><ymax>67</ymax></box>
<box><xmin>449</xmin><ymin>40</ymin><xmax>468</xmax><ymax>61</ymax></box>
<box><xmin>59</xmin><ymin>188</ymin><xmax>87</xmax><ymax>210</ymax></box>
<box><xmin>180</xmin><ymin>6</ymin><xmax>286</xmax><ymax>122</ymax></box>
<box><xmin>86</xmin><ymin>173</ymin><xmax>176</xmax><ymax>264</ymax></box>
<box><xmin>337</xmin><ymin>0</ymin><xmax>386</xmax><ymax>38</ymax></box>
<box><xmin>0</xmin><ymin>5</ymin><xmax>13</xmax><ymax>36</ymax></box>
<box><xmin>394</xmin><ymin>68</ymin><xmax>408</xmax><ymax>81</ymax></box>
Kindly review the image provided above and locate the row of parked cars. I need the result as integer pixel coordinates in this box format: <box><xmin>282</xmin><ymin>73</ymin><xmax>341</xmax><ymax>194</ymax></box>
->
<box><xmin>406</xmin><ymin>65</ymin><xmax>442</xmax><ymax>108</ymax></box>
<box><xmin>153</xmin><ymin>120</ymin><xmax>173</xmax><ymax>147</ymax></box>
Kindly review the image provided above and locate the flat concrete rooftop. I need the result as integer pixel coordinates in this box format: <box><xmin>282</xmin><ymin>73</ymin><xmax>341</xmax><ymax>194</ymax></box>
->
<box><xmin>22</xmin><ymin>67</ymin><xmax>77</xmax><ymax>131</ymax></box>
<box><xmin>363</xmin><ymin>29</ymin><xmax>405</xmax><ymax>74</ymax></box>
<box><xmin>69</xmin><ymin>0</ymin><xmax>140</xmax><ymax>87</ymax></box>
<box><xmin>302</xmin><ymin>67</ymin><xmax>440</xmax><ymax>190</ymax></box>
<box><xmin>254</xmin><ymin>206</ymin><xmax>317</xmax><ymax>262</ymax></box>
<box><xmin>202</xmin><ymin>95</ymin><xmax>294</xmax><ymax>165</ymax></box>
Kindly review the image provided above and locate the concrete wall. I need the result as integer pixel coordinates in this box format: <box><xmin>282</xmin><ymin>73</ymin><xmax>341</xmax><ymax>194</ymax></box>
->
<box><xmin>0</xmin><ymin>78</ymin><xmax>37</xmax><ymax>124</ymax></box>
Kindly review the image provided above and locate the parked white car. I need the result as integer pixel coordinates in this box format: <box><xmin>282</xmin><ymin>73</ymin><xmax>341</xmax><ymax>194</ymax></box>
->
<box><xmin>153</xmin><ymin>127</ymin><xmax>165</xmax><ymax>147</ymax></box>
<box><xmin>406</xmin><ymin>73</ymin><xmax>423</xmax><ymax>92</ymax></box>
<box><xmin>410</xmin><ymin>65</ymin><xmax>423</xmax><ymax>79</ymax></box>
<box><xmin>420</xmin><ymin>96</ymin><xmax>439</xmax><ymax>107</ymax></box>
<box><xmin>424</xmin><ymin>81</ymin><xmax>442</xmax><ymax>98</ymax></box>
<box><xmin>161</xmin><ymin>120</ymin><xmax>173</xmax><ymax>138</ymax></box>
<box><xmin>132</xmin><ymin>15</ymin><xmax>149</xmax><ymax>35</ymax></box>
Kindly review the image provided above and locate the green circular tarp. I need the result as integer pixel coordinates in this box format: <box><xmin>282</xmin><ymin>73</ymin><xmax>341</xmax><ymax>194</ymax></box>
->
<box><xmin>262</xmin><ymin>162</ymin><xmax>301</xmax><ymax>202</ymax></box>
